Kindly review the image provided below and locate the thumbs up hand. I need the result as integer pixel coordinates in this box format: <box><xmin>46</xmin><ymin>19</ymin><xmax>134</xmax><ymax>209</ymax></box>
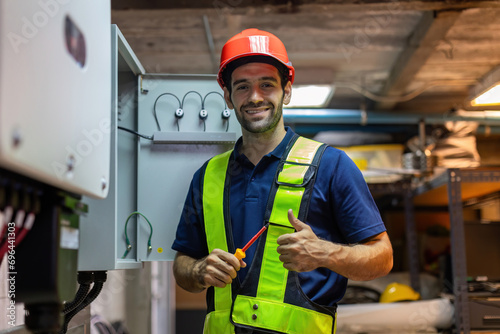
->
<box><xmin>276</xmin><ymin>209</ymin><xmax>333</xmax><ymax>272</ymax></box>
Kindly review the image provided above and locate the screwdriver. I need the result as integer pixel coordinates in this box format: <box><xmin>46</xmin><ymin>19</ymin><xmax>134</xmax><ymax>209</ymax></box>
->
<box><xmin>234</xmin><ymin>223</ymin><xmax>269</xmax><ymax>260</ymax></box>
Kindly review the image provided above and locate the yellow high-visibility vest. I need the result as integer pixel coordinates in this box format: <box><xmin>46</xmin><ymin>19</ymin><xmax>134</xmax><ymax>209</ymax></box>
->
<box><xmin>202</xmin><ymin>135</ymin><xmax>336</xmax><ymax>334</ymax></box>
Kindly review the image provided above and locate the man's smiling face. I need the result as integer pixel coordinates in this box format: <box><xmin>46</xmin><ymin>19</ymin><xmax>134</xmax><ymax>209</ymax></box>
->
<box><xmin>224</xmin><ymin>62</ymin><xmax>291</xmax><ymax>134</ymax></box>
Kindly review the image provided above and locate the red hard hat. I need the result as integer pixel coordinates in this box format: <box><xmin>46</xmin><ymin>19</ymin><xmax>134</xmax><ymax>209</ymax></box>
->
<box><xmin>217</xmin><ymin>29</ymin><xmax>295</xmax><ymax>88</ymax></box>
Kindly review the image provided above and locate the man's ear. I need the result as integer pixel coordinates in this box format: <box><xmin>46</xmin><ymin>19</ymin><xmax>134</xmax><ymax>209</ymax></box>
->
<box><xmin>223</xmin><ymin>87</ymin><xmax>234</xmax><ymax>109</ymax></box>
<box><xmin>283</xmin><ymin>81</ymin><xmax>292</xmax><ymax>105</ymax></box>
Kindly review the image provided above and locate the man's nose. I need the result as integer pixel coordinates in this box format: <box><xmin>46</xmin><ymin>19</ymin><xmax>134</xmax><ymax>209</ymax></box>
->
<box><xmin>249</xmin><ymin>87</ymin><xmax>264</xmax><ymax>104</ymax></box>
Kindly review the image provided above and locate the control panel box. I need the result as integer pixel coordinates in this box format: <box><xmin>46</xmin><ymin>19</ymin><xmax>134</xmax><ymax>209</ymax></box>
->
<box><xmin>0</xmin><ymin>0</ymin><xmax>111</xmax><ymax>199</ymax></box>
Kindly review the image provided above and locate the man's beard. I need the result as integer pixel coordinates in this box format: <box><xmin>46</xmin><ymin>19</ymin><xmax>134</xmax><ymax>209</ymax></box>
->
<box><xmin>235</xmin><ymin>97</ymin><xmax>284</xmax><ymax>134</ymax></box>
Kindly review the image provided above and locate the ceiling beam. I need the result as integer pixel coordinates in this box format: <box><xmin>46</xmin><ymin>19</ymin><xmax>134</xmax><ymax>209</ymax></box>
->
<box><xmin>375</xmin><ymin>10</ymin><xmax>461</xmax><ymax>110</ymax></box>
<box><xmin>111</xmin><ymin>0</ymin><xmax>500</xmax><ymax>11</ymax></box>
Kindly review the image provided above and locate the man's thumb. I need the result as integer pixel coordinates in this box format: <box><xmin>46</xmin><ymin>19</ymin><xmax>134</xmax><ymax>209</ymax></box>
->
<box><xmin>288</xmin><ymin>209</ymin><xmax>306</xmax><ymax>231</ymax></box>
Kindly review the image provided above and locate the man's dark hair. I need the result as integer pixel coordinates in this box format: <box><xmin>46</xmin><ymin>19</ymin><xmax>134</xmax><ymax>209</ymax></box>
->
<box><xmin>221</xmin><ymin>55</ymin><xmax>289</xmax><ymax>94</ymax></box>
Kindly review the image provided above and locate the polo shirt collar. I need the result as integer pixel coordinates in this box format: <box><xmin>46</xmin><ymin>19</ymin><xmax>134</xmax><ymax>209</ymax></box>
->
<box><xmin>233</xmin><ymin>126</ymin><xmax>296</xmax><ymax>161</ymax></box>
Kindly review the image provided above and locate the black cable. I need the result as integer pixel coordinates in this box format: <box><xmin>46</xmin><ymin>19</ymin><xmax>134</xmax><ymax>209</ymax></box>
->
<box><xmin>181</xmin><ymin>91</ymin><xmax>204</xmax><ymax>109</ymax></box>
<box><xmin>63</xmin><ymin>272</ymin><xmax>93</xmax><ymax>314</ymax></box>
<box><xmin>63</xmin><ymin>283</ymin><xmax>90</xmax><ymax>315</ymax></box>
<box><xmin>153</xmin><ymin>93</ymin><xmax>181</xmax><ymax>131</ymax></box>
<box><xmin>60</xmin><ymin>271</ymin><xmax>107</xmax><ymax>334</ymax></box>
<box><xmin>117</xmin><ymin>126</ymin><xmax>153</xmax><ymax>140</ymax></box>
<box><xmin>202</xmin><ymin>91</ymin><xmax>226</xmax><ymax>109</ymax></box>
<box><xmin>204</xmin><ymin>91</ymin><xmax>231</xmax><ymax>132</ymax></box>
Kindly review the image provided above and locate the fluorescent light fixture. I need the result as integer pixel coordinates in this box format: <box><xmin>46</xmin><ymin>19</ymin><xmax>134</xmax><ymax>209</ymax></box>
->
<box><xmin>471</xmin><ymin>84</ymin><xmax>500</xmax><ymax>106</ymax></box>
<box><xmin>470</xmin><ymin>66</ymin><xmax>500</xmax><ymax>107</ymax></box>
<box><xmin>456</xmin><ymin>109</ymin><xmax>500</xmax><ymax>118</ymax></box>
<box><xmin>286</xmin><ymin>85</ymin><xmax>334</xmax><ymax>108</ymax></box>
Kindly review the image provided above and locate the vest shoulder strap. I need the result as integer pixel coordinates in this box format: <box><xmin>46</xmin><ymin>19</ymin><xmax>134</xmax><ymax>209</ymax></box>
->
<box><xmin>265</xmin><ymin>134</ymin><xmax>328</xmax><ymax>226</ymax></box>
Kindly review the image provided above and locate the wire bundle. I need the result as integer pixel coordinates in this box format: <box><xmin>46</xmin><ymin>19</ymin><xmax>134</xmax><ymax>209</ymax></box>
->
<box><xmin>0</xmin><ymin>180</ymin><xmax>41</xmax><ymax>266</ymax></box>
<box><xmin>120</xmin><ymin>90</ymin><xmax>229</xmax><ymax>140</ymax></box>
<box><xmin>60</xmin><ymin>271</ymin><xmax>107</xmax><ymax>334</ymax></box>
<box><xmin>153</xmin><ymin>90</ymin><xmax>228</xmax><ymax>132</ymax></box>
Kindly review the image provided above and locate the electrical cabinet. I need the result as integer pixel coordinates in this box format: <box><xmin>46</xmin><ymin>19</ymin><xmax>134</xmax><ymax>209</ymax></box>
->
<box><xmin>0</xmin><ymin>0</ymin><xmax>111</xmax><ymax>199</ymax></box>
<box><xmin>78</xmin><ymin>25</ymin><xmax>144</xmax><ymax>270</ymax></box>
<box><xmin>134</xmin><ymin>74</ymin><xmax>241</xmax><ymax>261</ymax></box>
<box><xmin>78</xmin><ymin>26</ymin><xmax>242</xmax><ymax>270</ymax></box>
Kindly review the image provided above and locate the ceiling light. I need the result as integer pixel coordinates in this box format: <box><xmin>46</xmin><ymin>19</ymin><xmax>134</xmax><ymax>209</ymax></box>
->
<box><xmin>471</xmin><ymin>84</ymin><xmax>500</xmax><ymax>106</ymax></box>
<box><xmin>286</xmin><ymin>85</ymin><xmax>334</xmax><ymax>108</ymax></box>
<box><xmin>470</xmin><ymin>66</ymin><xmax>500</xmax><ymax>107</ymax></box>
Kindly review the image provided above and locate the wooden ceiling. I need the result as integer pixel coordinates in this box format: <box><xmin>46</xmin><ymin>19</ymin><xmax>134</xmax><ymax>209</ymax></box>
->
<box><xmin>111</xmin><ymin>0</ymin><xmax>500</xmax><ymax>113</ymax></box>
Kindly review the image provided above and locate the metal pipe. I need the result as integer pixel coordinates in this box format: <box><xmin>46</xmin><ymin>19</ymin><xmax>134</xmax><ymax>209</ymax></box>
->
<box><xmin>283</xmin><ymin>109</ymin><xmax>500</xmax><ymax>126</ymax></box>
<box><xmin>202</xmin><ymin>15</ymin><xmax>218</xmax><ymax>74</ymax></box>
<box><xmin>418</xmin><ymin>119</ymin><xmax>426</xmax><ymax>151</ymax></box>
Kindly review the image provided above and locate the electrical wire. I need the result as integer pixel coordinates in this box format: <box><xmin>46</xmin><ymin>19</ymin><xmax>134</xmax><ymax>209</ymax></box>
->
<box><xmin>182</xmin><ymin>91</ymin><xmax>207</xmax><ymax>132</ymax></box>
<box><xmin>203</xmin><ymin>91</ymin><xmax>229</xmax><ymax>132</ymax></box>
<box><xmin>0</xmin><ymin>184</ymin><xmax>40</xmax><ymax>266</ymax></box>
<box><xmin>0</xmin><ymin>212</ymin><xmax>5</xmax><ymax>264</ymax></box>
<box><xmin>0</xmin><ymin>183</ymin><xmax>41</xmax><ymax>267</ymax></box>
<box><xmin>0</xmin><ymin>210</ymin><xmax>36</xmax><ymax>266</ymax></box>
<box><xmin>202</xmin><ymin>91</ymin><xmax>226</xmax><ymax>109</ymax></box>
<box><xmin>181</xmin><ymin>90</ymin><xmax>207</xmax><ymax>132</ymax></box>
<box><xmin>3</xmin><ymin>206</ymin><xmax>13</xmax><ymax>229</ymax></box>
<box><xmin>151</xmin><ymin>90</ymin><xmax>229</xmax><ymax>134</ymax></box>
<box><xmin>63</xmin><ymin>283</ymin><xmax>91</xmax><ymax>315</ymax></box>
<box><xmin>117</xmin><ymin>126</ymin><xmax>153</xmax><ymax>140</ymax></box>
<box><xmin>0</xmin><ymin>207</ymin><xmax>14</xmax><ymax>256</ymax></box>
<box><xmin>122</xmin><ymin>211</ymin><xmax>153</xmax><ymax>259</ymax></box>
<box><xmin>60</xmin><ymin>271</ymin><xmax>107</xmax><ymax>334</ymax></box>
<box><xmin>181</xmin><ymin>91</ymin><xmax>204</xmax><ymax>109</ymax></box>
<box><xmin>63</xmin><ymin>272</ymin><xmax>93</xmax><ymax>315</ymax></box>
<box><xmin>13</xmin><ymin>212</ymin><xmax>34</xmax><ymax>245</ymax></box>
<box><xmin>153</xmin><ymin>93</ymin><xmax>181</xmax><ymax>131</ymax></box>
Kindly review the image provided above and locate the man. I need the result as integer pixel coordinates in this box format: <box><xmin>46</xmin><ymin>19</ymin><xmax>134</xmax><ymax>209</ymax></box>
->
<box><xmin>172</xmin><ymin>29</ymin><xmax>393</xmax><ymax>334</ymax></box>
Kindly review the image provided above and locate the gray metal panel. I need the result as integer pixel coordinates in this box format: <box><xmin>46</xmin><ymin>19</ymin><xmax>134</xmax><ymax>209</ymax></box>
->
<box><xmin>78</xmin><ymin>26</ymin><xmax>143</xmax><ymax>270</ymax></box>
<box><xmin>137</xmin><ymin>75</ymin><xmax>241</xmax><ymax>261</ymax></box>
<box><xmin>152</xmin><ymin>131</ymin><xmax>237</xmax><ymax>144</ymax></box>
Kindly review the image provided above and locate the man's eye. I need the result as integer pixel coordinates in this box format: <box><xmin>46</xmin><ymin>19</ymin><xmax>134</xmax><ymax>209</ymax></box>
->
<box><xmin>236</xmin><ymin>85</ymin><xmax>248</xmax><ymax>90</ymax></box>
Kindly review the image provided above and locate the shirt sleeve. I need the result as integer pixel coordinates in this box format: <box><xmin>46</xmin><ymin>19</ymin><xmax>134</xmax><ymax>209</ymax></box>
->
<box><xmin>171</xmin><ymin>168</ymin><xmax>208</xmax><ymax>259</ymax></box>
<box><xmin>330</xmin><ymin>150</ymin><xmax>386</xmax><ymax>244</ymax></box>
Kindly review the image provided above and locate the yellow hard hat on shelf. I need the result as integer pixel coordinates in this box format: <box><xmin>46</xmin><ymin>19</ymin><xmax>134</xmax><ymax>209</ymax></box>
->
<box><xmin>379</xmin><ymin>282</ymin><xmax>421</xmax><ymax>303</ymax></box>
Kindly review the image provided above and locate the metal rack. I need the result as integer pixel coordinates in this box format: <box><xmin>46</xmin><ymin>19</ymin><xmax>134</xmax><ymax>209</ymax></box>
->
<box><xmin>369</xmin><ymin>178</ymin><xmax>422</xmax><ymax>292</ymax></box>
<box><xmin>412</xmin><ymin>167</ymin><xmax>500</xmax><ymax>334</ymax></box>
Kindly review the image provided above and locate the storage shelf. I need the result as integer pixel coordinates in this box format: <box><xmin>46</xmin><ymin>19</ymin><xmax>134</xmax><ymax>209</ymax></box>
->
<box><xmin>370</xmin><ymin>167</ymin><xmax>500</xmax><ymax>333</ymax></box>
<box><xmin>413</xmin><ymin>167</ymin><xmax>500</xmax><ymax>206</ymax></box>
<box><xmin>410</xmin><ymin>167</ymin><xmax>500</xmax><ymax>333</ymax></box>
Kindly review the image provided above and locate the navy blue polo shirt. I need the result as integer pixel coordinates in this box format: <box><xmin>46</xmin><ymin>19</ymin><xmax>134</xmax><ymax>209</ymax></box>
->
<box><xmin>172</xmin><ymin>127</ymin><xmax>386</xmax><ymax>305</ymax></box>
